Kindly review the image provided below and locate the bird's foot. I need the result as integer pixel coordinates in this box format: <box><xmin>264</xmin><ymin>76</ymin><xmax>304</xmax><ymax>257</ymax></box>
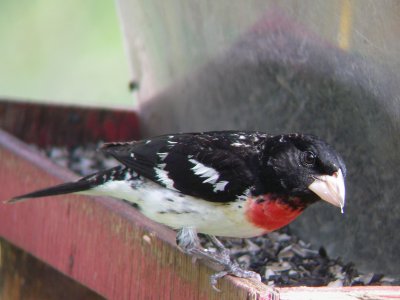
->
<box><xmin>206</xmin><ymin>234</ymin><xmax>231</xmax><ymax>260</ymax></box>
<box><xmin>176</xmin><ymin>228</ymin><xmax>261</xmax><ymax>291</ymax></box>
<box><xmin>210</xmin><ymin>262</ymin><xmax>261</xmax><ymax>291</ymax></box>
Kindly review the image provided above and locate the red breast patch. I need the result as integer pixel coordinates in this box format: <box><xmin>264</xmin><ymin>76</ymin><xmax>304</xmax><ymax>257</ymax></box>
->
<box><xmin>245</xmin><ymin>195</ymin><xmax>304</xmax><ymax>232</ymax></box>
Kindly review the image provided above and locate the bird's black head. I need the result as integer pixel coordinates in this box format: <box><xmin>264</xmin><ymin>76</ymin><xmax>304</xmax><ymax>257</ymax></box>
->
<box><xmin>260</xmin><ymin>133</ymin><xmax>346</xmax><ymax>210</ymax></box>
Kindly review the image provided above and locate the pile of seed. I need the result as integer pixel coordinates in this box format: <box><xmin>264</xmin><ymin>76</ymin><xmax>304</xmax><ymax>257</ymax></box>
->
<box><xmin>203</xmin><ymin>232</ymin><xmax>398</xmax><ymax>287</ymax></box>
<box><xmin>39</xmin><ymin>144</ymin><xmax>399</xmax><ymax>287</ymax></box>
<box><xmin>41</xmin><ymin>143</ymin><xmax>117</xmax><ymax>177</ymax></box>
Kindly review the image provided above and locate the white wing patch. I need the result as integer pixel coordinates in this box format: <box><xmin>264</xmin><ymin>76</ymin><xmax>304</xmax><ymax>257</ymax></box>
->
<box><xmin>154</xmin><ymin>167</ymin><xmax>177</xmax><ymax>191</ymax></box>
<box><xmin>188</xmin><ymin>159</ymin><xmax>229</xmax><ymax>192</ymax></box>
<box><xmin>213</xmin><ymin>181</ymin><xmax>229</xmax><ymax>192</ymax></box>
<box><xmin>189</xmin><ymin>159</ymin><xmax>219</xmax><ymax>183</ymax></box>
<box><xmin>157</xmin><ymin>152</ymin><xmax>169</xmax><ymax>160</ymax></box>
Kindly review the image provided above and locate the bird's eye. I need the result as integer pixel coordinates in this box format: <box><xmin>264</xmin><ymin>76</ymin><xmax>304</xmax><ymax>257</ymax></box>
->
<box><xmin>301</xmin><ymin>151</ymin><xmax>316</xmax><ymax>167</ymax></box>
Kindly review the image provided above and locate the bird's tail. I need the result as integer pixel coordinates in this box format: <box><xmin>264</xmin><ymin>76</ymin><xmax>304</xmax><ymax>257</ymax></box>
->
<box><xmin>5</xmin><ymin>166</ymin><xmax>125</xmax><ymax>204</ymax></box>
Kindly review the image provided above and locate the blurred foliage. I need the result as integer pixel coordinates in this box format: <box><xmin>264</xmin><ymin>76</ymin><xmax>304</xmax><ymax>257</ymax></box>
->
<box><xmin>0</xmin><ymin>0</ymin><xmax>133</xmax><ymax>107</ymax></box>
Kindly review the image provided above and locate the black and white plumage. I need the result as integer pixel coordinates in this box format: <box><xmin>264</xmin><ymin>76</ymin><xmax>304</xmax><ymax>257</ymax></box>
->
<box><xmin>8</xmin><ymin>131</ymin><xmax>346</xmax><ymax>288</ymax></box>
<box><xmin>101</xmin><ymin>132</ymin><xmax>264</xmax><ymax>202</ymax></box>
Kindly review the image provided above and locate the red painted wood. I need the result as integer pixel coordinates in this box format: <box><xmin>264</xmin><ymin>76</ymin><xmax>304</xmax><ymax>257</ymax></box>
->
<box><xmin>0</xmin><ymin>239</ymin><xmax>104</xmax><ymax>299</ymax></box>
<box><xmin>0</xmin><ymin>100</ymin><xmax>140</xmax><ymax>147</ymax></box>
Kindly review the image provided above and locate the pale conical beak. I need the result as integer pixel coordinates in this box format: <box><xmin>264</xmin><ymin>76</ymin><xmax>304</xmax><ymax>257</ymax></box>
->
<box><xmin>308</xmin><ymin>169</ymin><xmax>346</xmax><ymax>213</ymax></box>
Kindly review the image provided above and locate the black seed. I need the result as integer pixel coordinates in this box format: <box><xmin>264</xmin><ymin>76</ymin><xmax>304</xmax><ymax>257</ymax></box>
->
<box><xmin>166</xmin><ymin>198</ymin><xmax>174</xmax><ymax>202</ymax></box>
<box><xmin>371</xmin><ymin>273</ymin><xmax>384</xmax><ymax>284</ymax></box>
<box><xmin>319</xmin><ymin>247</ymin><xmax>327</xmax><ymax>258</ymax></box>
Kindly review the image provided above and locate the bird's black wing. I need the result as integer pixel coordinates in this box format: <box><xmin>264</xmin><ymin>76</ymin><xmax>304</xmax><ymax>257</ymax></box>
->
<box><xmin>101</xmin><ymin>131</ymin><xmax>266</xmax><ymax>202</ymax></box>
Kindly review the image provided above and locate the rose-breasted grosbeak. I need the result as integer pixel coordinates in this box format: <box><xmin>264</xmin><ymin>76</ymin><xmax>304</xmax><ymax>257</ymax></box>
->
<box><xmin>7</xmin><ymin>131</ymin><xmax>346</xmax><ymax>289</ymax></box>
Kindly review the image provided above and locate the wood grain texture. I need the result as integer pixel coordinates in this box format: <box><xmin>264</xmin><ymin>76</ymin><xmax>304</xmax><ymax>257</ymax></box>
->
<box><xmin>0</xmin><ymin>238</ymin><xmax>104</xmax><ymax>300</ymax></box>
<box><xmin>0</xmin><ymin>129</ymin><xmax>274</xmax><ymax>299</ymax></box>
<box><xmin>278</xmin><ymin>286</ymin><xmax>400</xmax><ymax>300</ymax></box>
<box><xmin>0</xmin><ymin>100</ymin><xmax>140</xmax><ymax>147</ymax></box>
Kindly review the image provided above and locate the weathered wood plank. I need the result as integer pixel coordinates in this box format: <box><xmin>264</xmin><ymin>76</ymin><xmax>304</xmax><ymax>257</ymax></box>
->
<box><xmin>278</xmin><ymin>286</ymin><xmax>400</xmax><ymax>300</ymax></box>
<box><xmin>0</xmin><ymin>100</ymin><xmax>140</xmax><ymax>147</ymax></box>
<box><xmin>0</xmin><ymin>238</ymin><xmax>104</xmax><ymax>300</ymax></box>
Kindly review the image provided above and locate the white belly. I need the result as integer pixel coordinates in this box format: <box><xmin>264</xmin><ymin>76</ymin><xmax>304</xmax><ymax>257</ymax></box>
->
<box><xmin>83</xmin><ymin>179</ymin><xmax>265</xmax><ymax>238</ymax></box>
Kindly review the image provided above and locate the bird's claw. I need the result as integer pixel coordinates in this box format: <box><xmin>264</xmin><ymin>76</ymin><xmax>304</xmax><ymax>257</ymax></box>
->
<box><xmin>210</xmin><ymin>262</ymin><xmax>262</xmax><ymax>291</ymax></box>
<box><xmin>176</xmin><ymin>229</ymin><xmax>262</xmax><ymax>291</ymax></box>
<box><xmin>210</xmin><ymin>271</ymin><xmax>227</xmax><ymax>292</ymax></box>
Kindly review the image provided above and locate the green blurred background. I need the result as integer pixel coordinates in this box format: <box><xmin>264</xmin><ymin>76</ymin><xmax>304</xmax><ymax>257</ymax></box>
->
<box><xmin>0</xmin><ymin>0</ymin><xmax>133</xmax><ymax>108</ymax></box>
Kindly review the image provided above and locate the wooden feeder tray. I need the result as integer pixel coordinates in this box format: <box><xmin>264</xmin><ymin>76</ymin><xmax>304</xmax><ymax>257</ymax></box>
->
<box><xmin>0</xmin><ymin>101</ymin><xmax>399</xmax><ymax>299</ymax></box>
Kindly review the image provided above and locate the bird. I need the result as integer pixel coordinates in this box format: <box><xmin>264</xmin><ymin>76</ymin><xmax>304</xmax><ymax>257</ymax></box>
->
<box><xmin>6</xmin><ymin>131</ymin><xmax>346</xmax><ymax>289</ymax></box>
